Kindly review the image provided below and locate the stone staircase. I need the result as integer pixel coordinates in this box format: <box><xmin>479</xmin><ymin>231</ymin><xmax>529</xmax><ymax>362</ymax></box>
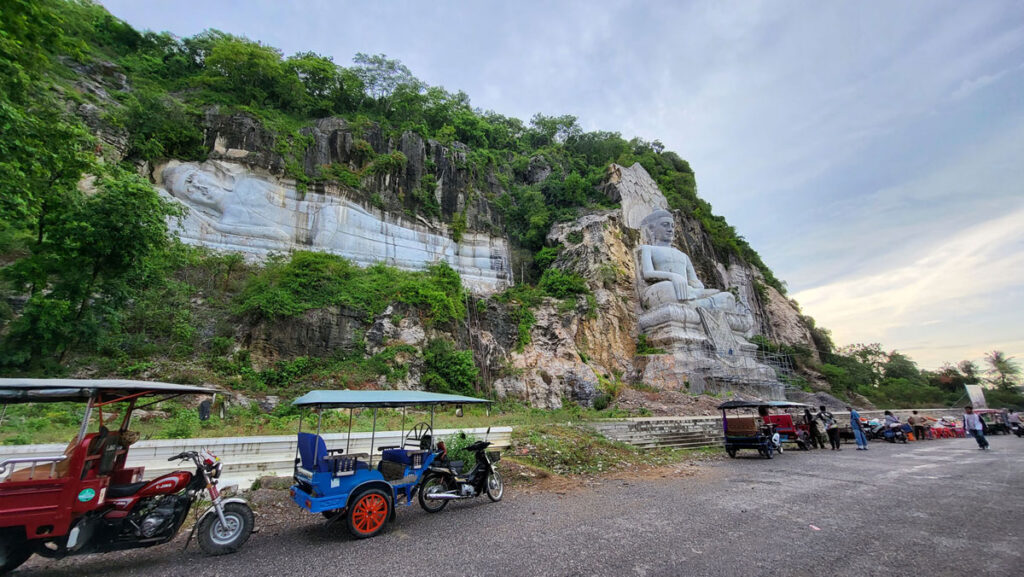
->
<box><xmin>590</xmin><ymin>417</ymin><xmax>723</xmax><ymax>450</ymax></box>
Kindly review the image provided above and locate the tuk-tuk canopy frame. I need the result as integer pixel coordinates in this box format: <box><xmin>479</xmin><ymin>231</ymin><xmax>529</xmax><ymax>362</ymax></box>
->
<box><xmin>0</xmin><ymin>378</ymin><xmax>219</xmax><ymax>404</ymax></box>
<box><xmin>292</xmin><ymin>390</ymin><xmax>492</xmax><ymax>409</ymax></box>
<box><xmin>292</xmin><ymin>390</ymin><xmax>492</xmax><ymax>460</ymax></box>
<box><xmin>0</xmin><ymin>378</ymin><xmax>219</xmax><ymax>443</ymax></box>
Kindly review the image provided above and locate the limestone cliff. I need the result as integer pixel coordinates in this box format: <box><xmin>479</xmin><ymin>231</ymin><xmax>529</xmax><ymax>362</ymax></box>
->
<box><xmin>157</xmin><ymin>125</ymin><xmax>819</xmax><ymax>408</ymax></box>
<box><xmin>65</xmin><ymin>76</ymin><xmax>819</xmax><ymax>407</ymax></box>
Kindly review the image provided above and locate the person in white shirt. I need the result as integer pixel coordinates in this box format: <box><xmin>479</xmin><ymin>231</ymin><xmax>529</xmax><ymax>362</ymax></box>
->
<box><xmin>962</xmin><ymin>405</ymin><xmax>989</xmax><ymax>450</ymax></box>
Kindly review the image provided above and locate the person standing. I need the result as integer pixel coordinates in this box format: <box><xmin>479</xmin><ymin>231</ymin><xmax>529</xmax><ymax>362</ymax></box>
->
<box><xmin>818</xmin><ymin>405</ymin><xmax>841</xmax><ymax>450</ymax></box>
<box><xmin>848</xmin><ymin>406</ymin><xmax>868</xmax><ymax>450</ymax></box>
<box><xmin>963</xmin><ymin>405</ymin><xmax>990</xmax><ymax>450</ymax></box>
<box><xmin>804</xmin><ymin>408</ymin><xmax>823</xmax><ymax>449</ymax></box>
<box><xmin>908</xmin><ymin>410</ymin><xmax>926</xmax><ymax>441</ymax></box>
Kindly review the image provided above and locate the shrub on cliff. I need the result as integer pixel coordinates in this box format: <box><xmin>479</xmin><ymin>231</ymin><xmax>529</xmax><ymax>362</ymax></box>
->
<box><xmin>422</xmin><ymin>339</ymin><xmax>479</xmax><ymax>396</ymax></box>
<box><xmin>538</xmin><ymin>269</ymin><xmax>588</xmax><ymax>299</ymax></box>
<box><xmin>234</xmin><ymin>251</ymin><xmax>465</xmax><ymax>325</ymax></box>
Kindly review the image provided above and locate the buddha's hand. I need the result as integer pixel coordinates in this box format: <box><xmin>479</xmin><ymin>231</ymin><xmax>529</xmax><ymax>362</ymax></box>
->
<box><xmin>671</xmin><ymin>275</ymin><xmax>691</xmax><ymax>300</ymax></box>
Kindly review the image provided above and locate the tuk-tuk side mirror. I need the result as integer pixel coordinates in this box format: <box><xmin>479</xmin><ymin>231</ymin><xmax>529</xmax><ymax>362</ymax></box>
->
<box><xmin>455</xmin><ymin>404</ymin><xmax>463</xmax><ymax>418</ymax></box>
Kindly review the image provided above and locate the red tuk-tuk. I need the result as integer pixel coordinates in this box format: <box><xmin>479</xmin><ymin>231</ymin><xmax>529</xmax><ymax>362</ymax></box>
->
<box><xmin>0</xmin><ymin>379</ymin><xmax>253</xmax><ymax>574</ymax></box>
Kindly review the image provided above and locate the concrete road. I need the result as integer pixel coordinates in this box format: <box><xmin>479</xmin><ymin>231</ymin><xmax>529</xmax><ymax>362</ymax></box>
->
<box><xmin>17</xmin><ymin>435</ymin><xmax>1024</xmax><ymax>577</ymax></box>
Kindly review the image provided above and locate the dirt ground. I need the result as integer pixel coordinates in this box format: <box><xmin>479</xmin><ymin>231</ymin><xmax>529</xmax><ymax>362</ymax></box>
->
<box><xmin>614</xmin><ymin>388</ymin><xmax>727</xmax><ymax>416</ymax></box>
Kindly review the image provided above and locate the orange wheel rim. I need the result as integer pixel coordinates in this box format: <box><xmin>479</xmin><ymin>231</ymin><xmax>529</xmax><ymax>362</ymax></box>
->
<box><xmin>352</xmin><ymin>494</ymin><xmax>388</xmax><ymax>534</ymax></box>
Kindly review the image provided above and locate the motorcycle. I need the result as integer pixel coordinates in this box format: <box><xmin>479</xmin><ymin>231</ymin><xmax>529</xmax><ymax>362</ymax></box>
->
<box><xmin>882</xmin><ymin>423</ymin><xmax>908</xmax><ymax>444</ymax></box>
<box><xmin>865</xmin><ymin>420</ymin><xmax>886</xmax><ymax>441</ymax></box>
<box><xmin>34</xmin><ymin>449</ymin><xmax>253</xmax><ymax>560</ymax></box>
<box><xmin>1011</xmin><ymin>422</ymin><xmax>1024</xmax><ymax>438</ymax></box>
<box><xmin>417</xmin><ymin>430</ymin><xmax>503</xmax><ymax>513</ymax></box>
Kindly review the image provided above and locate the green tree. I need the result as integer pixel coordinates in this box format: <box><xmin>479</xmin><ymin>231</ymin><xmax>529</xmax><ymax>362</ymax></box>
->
<box><xmin>351</xmin><ymin>53</ymin><xmax>420</xmax><ymax>115</ymax></box>
<box><xmin>116</xmin><ymin>89</ymin><xmax>205</xmax><ymax>161</ymax></box>
<box><xmin>285</xmin><ymin>51</ymin><xmax>364</xmax><ymax>116</ymax></box>
<box><xmin>0</xmin><ymin>0</ymin><xmax>65</xmax><ymax>101</ymax></box>
<box><xmin>958</xmin><ymin>360</ymin><xmax>981</xmax><ymax>384</ymax></box>
<box><xmin>985</xmin><ymin>351</ymin><xmax>1021</xmax><ymax>390</ymax></box>
<box><xmin>527</xmin><ymin>113</ymin><xmax>581</xmax><ymax>147</ymax></box>
<box><xmin>0</xmin><ymin>105</ymin><xmax>95</xmax><ymax>243</ymax></box>
<box><xmin>200</xmin><ymin>35</ymin><xmax>303</xmax><ymax>111</ymax></box>
<box><xmin>1</xmin><ymin>169</ymin><xmax>179</xmax><ymax>365</ymax></box>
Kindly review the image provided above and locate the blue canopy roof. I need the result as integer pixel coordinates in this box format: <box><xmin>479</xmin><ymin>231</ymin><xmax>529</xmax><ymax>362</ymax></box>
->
<box><xmin>292</xmin><ymin>390</ymin><xmax>492</xmax><ymax>408</ymax></box>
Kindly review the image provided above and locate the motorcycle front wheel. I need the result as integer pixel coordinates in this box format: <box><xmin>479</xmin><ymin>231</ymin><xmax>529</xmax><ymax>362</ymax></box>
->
<box><xmin>197</xmin><ymin>502</ymin><xmax>254</xmax><ymax>555</ymax></box>
<box><xmin>486</xmin><ymin>470</ymin><xmax>503</xmax><ymax>502</ymax></box>
<box><xmin>418</xmin><ymin>475</ymin><xmax>451</xmax><ymax>513</ymax></box>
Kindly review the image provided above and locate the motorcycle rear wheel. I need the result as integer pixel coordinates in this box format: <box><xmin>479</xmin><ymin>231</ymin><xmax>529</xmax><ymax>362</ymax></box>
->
<box><xmin>197</xmin><ymin>502</ymin><xmax>254</xmax><ymax>555</ymax></box>
<box><xmin>486</xmin><ymin>470</ymin><xmax>504</xmax><ymax>502</ymax></box>
<box><xmin>418</xmin><ymin>475</ymin><xmax>451</xmax><ymax>513</ymax></box>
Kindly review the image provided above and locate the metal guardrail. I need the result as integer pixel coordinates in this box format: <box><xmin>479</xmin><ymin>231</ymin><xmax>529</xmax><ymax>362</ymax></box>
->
<box><xmin>0</xmin><ymin>427</ymin><xmax>512</xmax><ymax>489</ymax></box>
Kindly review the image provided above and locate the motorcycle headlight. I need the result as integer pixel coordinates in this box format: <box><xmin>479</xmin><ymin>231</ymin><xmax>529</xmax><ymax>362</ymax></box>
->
<box><xmin>212</xmin><ymin>461</ymin><xmax>223</xmax><ymax>479</ymax></box>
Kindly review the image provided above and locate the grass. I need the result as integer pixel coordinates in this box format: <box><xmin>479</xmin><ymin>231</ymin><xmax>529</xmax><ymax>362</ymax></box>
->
<box><xmin>508</xmin><ymin>423</ymin><xmax>707</xmax><ymax>476</ymax></box>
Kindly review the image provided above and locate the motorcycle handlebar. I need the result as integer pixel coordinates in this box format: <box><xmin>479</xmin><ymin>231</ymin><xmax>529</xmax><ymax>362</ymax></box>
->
<box><xmin>167</xmin><ymin>450</ymin><xmax>197</xmax><ymax>462</ymax></box>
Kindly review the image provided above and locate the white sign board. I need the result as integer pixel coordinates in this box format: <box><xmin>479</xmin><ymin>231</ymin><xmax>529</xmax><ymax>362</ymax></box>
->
<box><xmin>964</xmin><ymin>384</ymin><xmax>988</xmax><ymax>409</ymax></box>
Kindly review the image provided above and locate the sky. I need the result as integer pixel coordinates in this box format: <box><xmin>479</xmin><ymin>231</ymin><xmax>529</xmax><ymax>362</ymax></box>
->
<box><xmin>99</xmin><ymin>1</ymin><xmax>1024</xmax><ymax>371</ymax></box>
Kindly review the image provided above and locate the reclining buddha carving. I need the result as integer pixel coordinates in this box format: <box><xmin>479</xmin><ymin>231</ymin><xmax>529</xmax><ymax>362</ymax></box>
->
<box><xmin>157</xmin><ymin>161</ymin><xmax>509</xmax><ymax>292</ymax></box>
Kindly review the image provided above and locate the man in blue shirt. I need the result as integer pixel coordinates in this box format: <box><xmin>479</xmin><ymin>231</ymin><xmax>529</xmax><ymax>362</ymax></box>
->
<box><xmin>847</xmin><ymin>406</ymin><xmax>868</xmax><ymax>450</ymax></box>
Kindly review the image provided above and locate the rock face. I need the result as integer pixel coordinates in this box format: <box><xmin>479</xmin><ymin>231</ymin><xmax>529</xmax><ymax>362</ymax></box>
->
<box><xmin>201</xmin><ymin>112</ymin><xmax>506</xmax><ymax>233</ymax></box>
<box><xmin>475</xmin><ymin>164</ymin><xmax>813</xmax><ymax>407</ymax></box>
<box><xmin>600</xmin><ymin>163</ymin><xmax>669</xmax><ymax>229</ymax></box>
<box><xmin>547</xmin><ymin>212</ymin><xmax>638</xmax><ymax>376</ymax></box>
<box><xmin>243</xmin><ymin>306</ymin><xmax>364</xmax><ymax>366</ymax></box>
<box><xmin>144</xmin><ymin>113</ymin><xmax>817</xmax><ymax>408</ymax></box>
<box><xmin>232</xmin><ymin>161</ymin><xmax>816</xmax><ymax>409</ymax></box>
<box><xmin>490</xmin><ymin>304</ymin><xmax>601</xmax><ymax>409</ymax></box>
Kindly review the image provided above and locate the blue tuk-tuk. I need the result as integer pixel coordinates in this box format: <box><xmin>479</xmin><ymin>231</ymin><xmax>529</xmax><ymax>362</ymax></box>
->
<box><xmin>288</xmin><ymin>390</ymin><xmax>490</xmax><ymax>538</ymax></box>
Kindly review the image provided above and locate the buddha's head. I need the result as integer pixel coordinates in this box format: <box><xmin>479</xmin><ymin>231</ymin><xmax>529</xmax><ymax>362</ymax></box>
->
<box><xmin>163</xmin><ymin>163</ymin><xmax>230</xmax><ymax>212</ymax></box>
<box><xmin>641</xmin><ymin>209</ymin><xmax>675</xmax><ymax>246</ymax></box>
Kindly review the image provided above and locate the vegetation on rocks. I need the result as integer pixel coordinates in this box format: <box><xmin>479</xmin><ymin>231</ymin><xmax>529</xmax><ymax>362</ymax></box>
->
<box><xmin>235</xmin><ymin>252</ymin><xmax>465</xmax><ymax>325</ymax></box>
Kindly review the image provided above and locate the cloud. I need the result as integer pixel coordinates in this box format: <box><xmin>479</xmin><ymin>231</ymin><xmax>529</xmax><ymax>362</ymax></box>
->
<box><xmin>793</xmin><ymin>205</ymin><xmax>1024</xmax><ymax>367</ymax></box>
<box><xmin>950</xmin><ymin>67</ymin><xmax>1012</xmax><ymax>101</ymax></box>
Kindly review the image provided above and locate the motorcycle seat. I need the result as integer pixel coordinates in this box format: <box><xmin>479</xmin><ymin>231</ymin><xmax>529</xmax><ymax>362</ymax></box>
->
<box><xmin>107</xmin><ymin>482</ymin><xmax>147</xmax><ymax>498</ymax></box>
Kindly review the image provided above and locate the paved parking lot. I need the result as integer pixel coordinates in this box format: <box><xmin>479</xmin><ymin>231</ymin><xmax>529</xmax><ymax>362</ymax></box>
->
<box><xmin>18</xmin><ymin>435</ymin><xmax>1024</xmax><ymax>577</ymax></box>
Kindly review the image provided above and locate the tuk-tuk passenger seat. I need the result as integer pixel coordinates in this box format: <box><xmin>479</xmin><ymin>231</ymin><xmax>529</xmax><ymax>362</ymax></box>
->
<box><xmin>381</xmin><ymin>448</ymin><xmax>428</xmax><ymax>468</ymax></box>
<box><xmin>297</xmin><ymin>432</ymin><xmax>333</xmax><ymax>473</ymax></box>
<box><xmin>297</xmin><ymin>433</ymin><xmax>368</xmax><ymax>477</ymax></box>
<box><xmin>725</xmin><ymin>416</ymin><xmax>760</xmax><ymax>436</ymax></box>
